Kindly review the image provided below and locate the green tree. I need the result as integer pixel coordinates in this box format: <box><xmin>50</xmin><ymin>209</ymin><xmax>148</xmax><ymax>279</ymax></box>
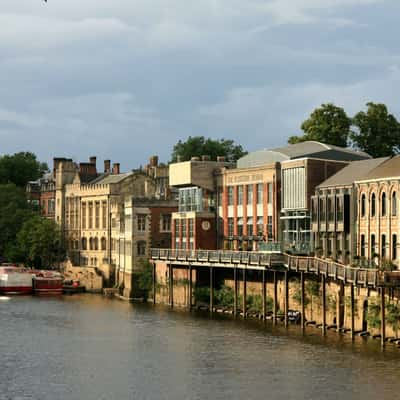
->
<box><xmin>351</xmin><ymin>102</ymin><xmax>400</xmax><ymax>158</ymax></box>
<box><xmin>288</xmin><ymin>103</ymin><xmax>351</xmax><ymax>147</ymax></box>
<box><xmin>171</xmin><ymin>136</ymin><xmax>247</xmax><ymax>162</ymax></box>
<box><xmin>0</xmin><ymin>152</ymin><xmax>48</xmax><ymax>187</ymax></box>
<box><xmin>137</xmin><ymin>259</ymin><xmax>154</xmax><ymax>300</ymax></box>
<box><xmin>10</xmin><ymin>216</ymin><xmax>65</xmax><ymax>268</ymax></box>
<box><xmin>0</xmin><ymin>183</ymin><xmax>34</xmax><ymax>258</ymax></box>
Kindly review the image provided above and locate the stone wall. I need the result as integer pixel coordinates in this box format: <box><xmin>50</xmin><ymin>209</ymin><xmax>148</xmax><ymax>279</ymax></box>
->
<box><xmin>63</xmin><ymin>261</ymin><xmax>103</xmax><ymax>292</ymax></box>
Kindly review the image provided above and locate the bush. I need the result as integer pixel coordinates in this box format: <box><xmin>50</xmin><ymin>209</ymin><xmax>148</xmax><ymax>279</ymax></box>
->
<box><xmin>214</xmin><ymin>285</ymin><xmax>234</xmax><ymax>307</ymax></box>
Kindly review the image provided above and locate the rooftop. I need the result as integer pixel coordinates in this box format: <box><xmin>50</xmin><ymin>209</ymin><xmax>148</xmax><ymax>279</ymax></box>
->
<box><xmin>356</xmin><ymin>155</ymin><xmax>400</xmax><ymax>182</ymax></box>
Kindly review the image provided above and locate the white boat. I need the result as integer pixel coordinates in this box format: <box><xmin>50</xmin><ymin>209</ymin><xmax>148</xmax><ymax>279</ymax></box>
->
<box><xmin>0</xmin><ymin>266</ymin><xmax>33</xmax><ymax>295</ymax></box>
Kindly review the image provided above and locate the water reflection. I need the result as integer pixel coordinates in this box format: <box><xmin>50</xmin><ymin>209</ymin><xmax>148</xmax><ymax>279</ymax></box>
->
<box><xmin>0</xmin><ymin>295</ymin><xmax>399</xmax><ymax>400</ymax></box>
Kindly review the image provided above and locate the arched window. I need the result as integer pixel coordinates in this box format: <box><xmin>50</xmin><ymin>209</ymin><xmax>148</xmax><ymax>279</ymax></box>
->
<box><xmin>382</xmin><ymin>234</ymin><xmax>386</xmax><ymax>258</ymax></box>
<box><xmin>137</xmin><ymin>241</ymin><xmax>146</xmax><ymax>256</ymax></box>
<box><xmin>89</xmin><ymin>237</ymin><xmax>94</xmax><ymax>250</ymax></box>
<box><xmin>94</xmin><ymin>237</ymin><xmax>99</xmax><ymax>251</ymax></box>
<box><xmin>361</xmin><ymin>194</ymin><xmax>366</xmax><ymax>217</ymax></box>
<box><xmin>371</xmin><ymin>193</ymin><xmax>376</xmax><ymax>217</ymax></box>
<box><xmin>381</xmin><ymin>192</ymin><xmax>386</xmax><ymax>216</ymax></box>
<box><xmin>392</xmin><ymin>192</ymin><xmax>397</xmax><ymax>216</ymax></box>
<box><xmin>392</xmin><ymin>234</ymin><xmax>397</xmax><ymax>260</ymax></box>
<box><xmin>101</xmin><ymin>237</ymin><xmax>107</xmax><ymax>251</ymax></box>
<box><xmin>81</xmin><ymin>237</ymin><xmax>87</xmax><ymax>250</ymax></box>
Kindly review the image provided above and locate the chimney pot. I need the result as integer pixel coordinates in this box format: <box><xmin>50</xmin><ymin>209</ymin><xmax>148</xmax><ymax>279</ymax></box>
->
<box><xmin>89</xmin><ymin>156</ymin><xmax>97</xmax><ymax>165</ymax></box>
<box><xmin>104</xmin><ymin>160</ymin><xmax>111</xmax><ymax>173</ymax></box>
<box><xmin>112</xmin><ymin>163</ymin><xmax>120</xmax><ymax>175</ymax></box>
<box><xmin>149</xmin><ymin>155</ymin><xmax>159</xmax><ymax>167</ymax></box>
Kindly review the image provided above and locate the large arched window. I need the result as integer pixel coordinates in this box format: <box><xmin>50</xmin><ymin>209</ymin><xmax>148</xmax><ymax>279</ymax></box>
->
<box><xmin>101</xmin><ymin>237</ymin><xmax>107</xmax><ymax>251</ymax></box>
<box><xmin>89</xmin><ymin>237</ymin><xmax>94</xmax><ymax>250</ymax></box>
<box><xmin>94</xmin><ymin>237</ymin><xmax>99</xmax><ymax>251</ymax></box>
<box><xmin>371</xmin><ymin>193</ymin><xmax>376</xmax><ymax>217</ymax></box>
<box><xmin>392</xmin><ymin>192</ymin><xmax>397</xmax><ymax>216</ymax></box>
<box><xmin>381</xmin><ymin>192</ymin><xmax>386</xmax><ymax>216</ymax></box>
<box><xmin>81</xmin><ymin>237</ymin><xmax>87</xmax><ymax>250</ymax></box>
<box><xmin>361</xmin><ymin>194</ymin><xmax>366</xmax><ymax>217</ymax></box>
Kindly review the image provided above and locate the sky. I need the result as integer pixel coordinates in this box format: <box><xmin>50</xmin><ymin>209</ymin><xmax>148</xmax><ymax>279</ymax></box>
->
<box><xmin>1</xmin><ymin>0</ymin><xmax>400</xmax><ymax>171</ymax></box>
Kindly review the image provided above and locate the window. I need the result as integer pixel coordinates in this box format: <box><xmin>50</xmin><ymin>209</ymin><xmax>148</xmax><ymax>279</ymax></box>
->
<box><xmin>267</xmin><ymin>216</ymin><xmax>273</xmax><ymax>240</ymax></box>
<box><xmin>371</xmin><ymin>193</ymin><xmax>376</xmax><ymax>217</ymax></box>
<box><xmin>393</xmin><ymin>234</ymin><xmax>397</xmax><ymax>260</ymax></box>
<box><xmin>174</xmin><ymin>220</ymin><xmax>179</xmax><ymax>237</ymax></box>
<box><xmin>257</xmin><ymin>217</ymin><xmax>263</xmax><ymax>236</ymax></box>
<box><xmin>361</xmin><ymin>194</ymin><xmax>366</xmax><ymax>217</ymax></box>
<box><xmin>88</xmin><ymin>202</ymin><xmax>93</xmax><ymax>229</ymax></box>
<box><xmin>228</xmin><ymin>187</ymin><xmax>234</xmax><ymax>205</ymax></box>
<box><xmin>257</xmin><ymin>184</ymin><xmax>263</xmax><ymax>204</ymax></box>
<box><xmin>228</xmin><ymin>218</ymin><xmax>234</xmax><ymax>236</ymax></box>
<box><xmin>247</xmin><ymin>217</ymin><xmax>253</xmax><ymax>236</ymax></box>
<box><xmin>381</xmin><ymin>234</ymin><xmax>386</xmax><ymax>258</ymax></box>
<box><xmin>137</xmin><ymin>241</ymin><xmax>146</xmax><ymax>256</ymax></box>
<box><xmin>392</xmin><ymin>192</ymin><xmax>397</xmax><ymax>216</ymax></box>
<box><xmin>137</xmin><ymin>214</ymin><xmax>147</xmax><ymax>231</ymax></box>
<box><xmin>89</xmin><ymin>237</ymin><xmax>94</xmax><ymax>250</ymax></box>
<box><xmin>82</xmin><ymin>203</ymin><xmax>86</xmax><ymax>229</ymax></box>
<box><xmin>328</xmin><ymin>197</ymin><xmax>334</xmax><ymax>221</ymax></box>
<box><xmin>371</xmin><ymin>234</ymin><xmax>376</xmax><ymax>256</ymax></box>
<box><xmin>189</xmin><ymin>219</ymin><xmax>194</xmax><ymax>237</ymax></box>
<box><xmin>102</xmin><ymin>201</ymin><xmax>107</xmax><ymax>228</ymax></box>
<box><xmin>247</xmin><ymin>185</ymin><xmax>253</xmax><ymax>204</ymax></box>
<box><xmin>237</xmin><ymin>186</ymin><xmax>243</xmax><ymax>205</ymax></box>
<box><xmin>267</xmin><ymin>183</ymin><xmax>273</xmax><ymax>204</ymax></box>
<box><xmin>361</xmin><ymin>234</ymin><xmax>365</xmax><ymax>257</ymax></box>
<box><xmin>336</xmin><ymin>197</ymin><xmax>343</xmax><ymax>221</ymax></box>
<box><xmin>381</xmin><ymin>192</ymin><xmax>386</xmax><ymax>216</ymax></box>
<box><xmin>181</xmin><ymin>220</ymin><xmax>187</xmax><ymax>238</ymax></box>
<box><xmin>95</xmin><ymin>202</ymin><xmax>100</xmax><ymax>228</ymax></box>
<box><xmin>237</xmin><ymin>217</ymin><xmax>243</xmax><ymax>236</ymax></box>
<box><xmin>94</xmin><ymin>237</ymin><xmax>99</xmax><ymax>251</ymax></box>
<box><xmin>81</xmin><ymin>237</ymin><xmax>87</xmax><ymax>250</ymax></box>
<box><xmin>178</xmin><ymin>187</ymin><xmax>203</xmax><ymax>212</ymax></box>
<box><xmin>217</xmin><ymin>188</ymin><xmax>223</xmax><ymax>207</ymax></box>
<box><xmin>101</xmin><ymin>237</ymin><xmax>106</xmax><ymax>251</ymax></box>
<box><xmin>319</xmin><ymin>198</ymin><xmax>326</xmax><ymax>220</ymax></box>
<box><xmin>161</xmin><ymin>214</ymin><xmax>171</xmax><ymax>232</ymax></box>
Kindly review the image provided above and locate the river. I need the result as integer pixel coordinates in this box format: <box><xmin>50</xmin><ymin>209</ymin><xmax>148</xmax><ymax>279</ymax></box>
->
<box><xmin>1</xmin><ymin>294</ymin><xmax>399</xmax><ymax>400</ymax></box>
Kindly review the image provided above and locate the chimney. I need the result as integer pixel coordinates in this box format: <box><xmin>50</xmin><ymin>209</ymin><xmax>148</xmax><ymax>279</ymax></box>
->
<box><xmin>89</xmin><ymin>156</ymin><xmax>97</xmax><ymax>166</ymax></box>
<box><xmin>149</xmin><ymin>155</ymin><xmax>159</xmax><ymax>167</ymax></box>
<box><xmin>112</xmin><ymin>163</ymin><xmax>120</xmax><ymax>175</ymax></box>
<box><xmin>201</xmin><ymin>155</ymin><xmax>211</xmax><ymax>161</ymax></box>
<box><xmin>217</xmin><ymin>156</ymin><xmax>226</xmax><ymax>162</ymax></box>
<box><xmin>104</xmin><ymin>160</ymin><xmax>111</xmax><ymax>173</ymax></box>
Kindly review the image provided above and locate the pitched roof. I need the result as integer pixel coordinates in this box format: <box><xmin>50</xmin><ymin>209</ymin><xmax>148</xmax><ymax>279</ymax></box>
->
<box><xmin>356</xmin><ymin>155</ymin><xmax>400</xmax><ymax>182</ymax></box>
<box><xmin>237</xmin><ymin>141</ymin><xmax>370</xmax><ymax>168</ymax></box>
<box><xmin>90</xmin><ymin>172</ymin><xmax>133</xmax><ymax>185</ymax></box>
<box><xmin>317</xmin><ymin>157</ymin><xmax>389</xmax><ymax>188</ymax></box>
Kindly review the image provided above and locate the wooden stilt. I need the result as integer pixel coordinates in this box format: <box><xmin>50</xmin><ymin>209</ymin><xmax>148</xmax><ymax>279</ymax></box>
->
<box><xmin>243</xmin><ymin>268</ymin><xmax>247</xmax><ymax>318</ymax></box>
<box><xmin>152</xmin><ymin>262</ymin><xmax>156</xmax><ymax>305</ymax></box>
<box><xmin>284</xmin><ymin>270</ymin><xmax>289</xmax><ymax>328</ymax></box>
<box><xmin>321</xmin><ymin>274</ymin><xmax>326</xmax><ymax>335</ymax></box>
<box><xmin>273</xmin><ymin>270</ymin><xmax>277</xmax><ymax>325</ymax></box>
<box><xmin>350</xmin><ymin>284</ymin><xmax>355</xmax><ymax>340</ymax></box>
<box><xmin>188</xmin><ymin>264</ymin><xmax>192</xmax><ymax>311</ymax></box>
<box><xmin>262</xmin><ymin>269</ymin><xmax>266</xmax><ymax>320</ymax></box>
<box><xmin>381</xmin><ymin>287</ymin><xmax>386</xmax><ymax>349</ymax></box>
<box><xmin>169</xmin><ymin>263</ymin><xmax>174</xmax><ymax>308</ymax></box>
<box><xmin>210</xmin><ymin>267</ymin><xmax>214</xmax><ymax>314</ymax></box>
<box><xmin>301</xmin><ymin>271</ymin><xmax>305</xmax><ymax>330</ymax></box>
<box><xmin>234</xmin><ymin>267</ymin><xmax>238</xmax><ymax>316</ymax></box>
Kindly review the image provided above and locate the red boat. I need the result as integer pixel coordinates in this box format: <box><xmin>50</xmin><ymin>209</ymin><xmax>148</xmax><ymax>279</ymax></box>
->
<box><xmin>32</xmin><ymin>270</ymin><xmax>63</xmax><ymax>295</ymax></box>
<box><xmin>0</xmin><ymin>266</ymin><xmax>33</xmax><ymax>295</ymax></box>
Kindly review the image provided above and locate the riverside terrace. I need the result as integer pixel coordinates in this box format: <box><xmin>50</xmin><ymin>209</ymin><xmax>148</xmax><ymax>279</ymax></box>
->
<box><xmin>150</xmin><ymin>248</ymin><xmax>400</xmax><ymax>348</ymax></box>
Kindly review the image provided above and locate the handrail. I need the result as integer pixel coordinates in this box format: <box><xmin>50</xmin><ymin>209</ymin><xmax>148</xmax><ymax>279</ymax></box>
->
<box><xmin>150</xmin><ymin>249</ymin><xmax>380</xmax><ymax>287</ymax></box>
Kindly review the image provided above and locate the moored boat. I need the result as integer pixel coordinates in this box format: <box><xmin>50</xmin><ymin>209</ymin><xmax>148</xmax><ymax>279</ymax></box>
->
<box><xmin>32</xmin><ymin>270</ymin><xmax>63</xmax><ymax>295</ymax></box>
<box><xmin>0</xmin><ymin>266</ymin><xmax>33</xmax><ymax>295</ymax></box>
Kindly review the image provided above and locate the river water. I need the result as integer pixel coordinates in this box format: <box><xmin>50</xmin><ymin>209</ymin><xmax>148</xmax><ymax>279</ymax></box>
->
<box><xmin>1</xmin><ymin>295</ymin><xmax>400</xmax><ymax>400</ymax></box>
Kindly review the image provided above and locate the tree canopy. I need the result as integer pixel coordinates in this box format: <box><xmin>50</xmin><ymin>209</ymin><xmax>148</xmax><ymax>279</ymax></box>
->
<box><xmin>171</xmin><ymin>136</ymin><xmax>247</xmax><ymax>163</ymax></box>
<box><xmin>351</xmin><ymin>102</ymin><xmax>400</xmax><ymax>158</ymax></box>
<box><xmin>0</xmin><ymin>152</ymin><xmax>48</xmax><ymax>187</ymax></box>
<box><xmin>9</xmin><ymin>216</ymin><xmax>65</xmax><ymax>268</ymax></box>
<box><xmin>288</xmin><ymin>103</ymin><xmax>351</xmax><ymax>147</ymax></box>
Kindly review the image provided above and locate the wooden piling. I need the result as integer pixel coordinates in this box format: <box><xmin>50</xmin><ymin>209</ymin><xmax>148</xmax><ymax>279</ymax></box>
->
<box><xmin>234</xmin><ymin>267</ymin><xmax>238</xmax><ymax>317</ymax></box>
<box><xmin>188</xmin><ymin>265</ymin><xmax>192</xmax><ymax>311</ymax></box>
<box><xmin>381</xmin><ymin>287</ymin><xmax>386</xmax><ymax>348</ymax></box>
<box><xmin>243</xmin><ymin>268</ymin><xmax>247</xmax><ymax>318</ymax></box>
<box><xmin>273</xmin><ymin>270</ymin><xmax>277</xmax><ymax>325</ymax></box>
<box><xmin>321</xmin><ymin>274</ymin><xmax>326</xmax><ymax>335</ymax></box>
<box><xmin>284</xmin><ymin>270</ymin><xmax>289</xmax><ymax>328</ymax></box>
<box><xmin>210</xmin><ymin>267</ymin><xmax>214</xmax><ymax>314</ymax></box>
<box><xmin>169</xmin><ymin>263</ymin><xmax>173</xmax><ymax>308</ymax></box>
<box><xmin>350</xmin><ymin>284</ymin><xmax>355</xmax><ymax>340</ymax></box>
<box><xmin>300</xmin><ymin>271</ymin><xmax>305</xmax><ymax>330</ymax></box>
<box><xmin>262</xmin><ymin>269</ymin><xmax>266</xmax><ymax>320</ymax></box>
<box><xmin>152</xmin><ymin>262</ymin><xmax>156</xmax><ymax>305</ymax></box>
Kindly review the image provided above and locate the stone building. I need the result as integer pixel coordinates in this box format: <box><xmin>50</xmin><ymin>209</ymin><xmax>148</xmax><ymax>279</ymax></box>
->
<box><xmin>311</xmin><ymin>157</ymin><xmax>388</xmax><ymax>264</ymax></box>
<box><xmin>355</xmin><ymin>156</ymin><xmax>400</xmax><ymax>267</ymax></box>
